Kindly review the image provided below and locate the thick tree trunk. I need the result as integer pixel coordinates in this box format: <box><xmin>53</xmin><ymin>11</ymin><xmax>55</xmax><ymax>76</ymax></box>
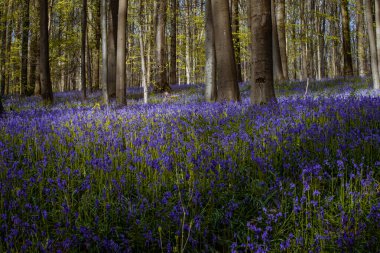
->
<box><xmin>250</xmin><ymin>0</ymin><xmax>276</xmax><ymax>104</ymax></box>
<box><xmin>185</xmin><ymin>0</ymin><xmax>191</xmax><ymax>84</ymax></box>
<box><xmin>101</xmin><ymin>0</ymin><xmax>109</xmax><ymax>103</ymax></box>
<box><xmin>94</xmin><ymin>1</ymin><xmax>100</xmax><ymax>90</ymax></box>
<box><xmin>364</xmin><ymin>0</ymin><xmax>380</xmax><ymax>89</ymax></box>
<box><xmin>276</xmin><ymin>0</ymin><xmax>288</xmax><ymax>80</ymax></box>
<box><xmin>40</xmin><ymin>0</ymin><xmax>53</xmax><ymax>103</ymax></box>
<box><xmin>357</xmin><ymin>0</ymin><xmax>367</xmax><ymax>77</ymax></box>
<box><xmin>211</xmin><ymin>0</ymin><xmax>240</xmax><ymax>101</ymax></box>
<box><xmin>21</xmin><ymin>0</ymin><xmax>30</xmax><ymax>96</ymax></box>
<box><xmin>116</xmin><ymin>0</ymin><xmax>127</xmax><ymax>105</ymax></box>
<box><xmin>81</xmin><ymin>0</ymin><xmax>87</xmax><ymax>99</ymax></box>
<box><xmin>205</xmin><ymin>0</ymin><xmax>217</xmax><ymax>102</ymax></box>
<box><xmin>342</xmin><ymin>0</ymin><xmax>354</xmax><ymax>76</ymax></box>
<box><xmin>169</xmin><ymin>0</ymin><xmax>177</xmax><ymax>85</ymax></box>
<box><xmin>155</xmin><ymin>0</ymin><xmax>171</xmax><ymax>93</ymax></box>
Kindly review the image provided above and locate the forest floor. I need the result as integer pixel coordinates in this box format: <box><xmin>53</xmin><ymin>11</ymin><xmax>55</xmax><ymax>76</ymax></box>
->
<box><xmin>0</xmin><ymin>77</ymin><xmax>379</xmax><ymax>252</ymax></box>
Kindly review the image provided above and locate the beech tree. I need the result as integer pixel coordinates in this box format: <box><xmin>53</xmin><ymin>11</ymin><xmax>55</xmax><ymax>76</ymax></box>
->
<box><xmin>116</xmin><ymin>0</ymin><xmax>128</xmax><ymax>105</ymax></box>
<box><xmin>39</xmin><ymin>0</ymin><xmax>53</xmax><ymax>103</ymax></box>
<box><xmin>211</xmin><ymin>0</ymin><xmax>240</xmax><ymax>102</ymax></box>
<box><xmin>250</xmin><ymin>0</ymin><xmax>276</xmax><ymax>104</ymax></box>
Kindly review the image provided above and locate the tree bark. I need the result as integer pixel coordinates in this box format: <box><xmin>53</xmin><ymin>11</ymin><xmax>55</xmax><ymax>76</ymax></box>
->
<box><xmin>107</xmin><ymin>0</ymin><xmax>118</xmax><ymax>97</ymax></box>
<box><xmin>211</xmin><ymin>0</ymin><xmax>240</xmax><ymax>101</ymax></box>
<box><xmin>357</xmin><ymin>0</ymin><xmax>367</xmax><ymax>76</ymax></box>
<box><xmin>205</xmin><ymin>0</ymin><xmax>217</xmax><ymax>102</ymax></box>
<box><xmin>0</xmin><ymin>1</ymin><xmax>7</xmax><ymax>96</ymax></box>
<box><xmin>155</xmin><ymin>0</ymin><xmax>171</xmax><ymax>92</ymax></box>
<box><xmin>81</xmin><ymin>0</ymin><xmax>87</xmax><ymax>99</ymax></box>
<box><xmin>232</xmin><ymin>0</ymin><xmax>243</xmax><ymax>83</ymax></box>
<box><xmin>250</xmin><ymin>0</ymin><xmax>276</xmax><ymax>104</ymax></box>
<box><xmin>375</xmin><ymin>0</ymin><xmax>380</xmax><ymax>76</ymax></box>
<box><xmin>169</xmin><ymin>0</ymin><xmax>177</xmax><ymax>85</ymax></box>
<box><xmin>342</xmin><ymin>0</ymin><xmax>354</xmax><ymax>76</ymax></box>
<box><xmin>101</xmin><ymin>0</ymin><xmax>109</xmax><ymax>103</ymax></box>
<box><xmin>39</xmin><ymin>0</ymin><xmax>53</xmax><ymax>103</ymax></box>
<box><xmin>21</xmin><ymin>0</ymin><xmax>30</xmax><ymax>96</ymax></box>
<box><xmin>276</xmin><ymin>0</ymin><xmax>288</xmax><ymax>80</ymax></box>
<box><xmin>139</xmin><ymin>0</ymin><xmax>148</xmax><ymax>104</ymax></box>
<box><xmin>272</xmin><ymin>0</ymin><xmax>284</xmax><ymax>81</ymax></box>
<box><xmin>116</xmin><ymin>0</ymin><xmax>127</xmax><ymax>105</ymax></box>
<box><xmin>364</xmin><ymin>0</ymin><xmax>380</xmax><ymax>89</ymax></box>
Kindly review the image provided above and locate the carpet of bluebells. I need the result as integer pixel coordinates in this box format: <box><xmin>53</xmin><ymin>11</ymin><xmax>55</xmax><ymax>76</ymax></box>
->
<box><xmin>0</xmin><ymin>78</ymin><xmax>380</xmax><ymax>252</ymax></box>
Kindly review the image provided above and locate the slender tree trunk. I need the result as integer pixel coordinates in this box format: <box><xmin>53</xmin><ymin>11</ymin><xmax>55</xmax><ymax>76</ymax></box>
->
<box><xmin>116</xmin><ymin>0</ymin><xmax>127</xmax><ymax>105</ymax></box>
<box><xmin>94</xmin><ymin>0</ymin><xmax>100</xmax><ymax>90</ymax></box>
<box><xmin>250</xmin><ymin>0</ymin><xmax>276</xmax><ymax>104</ymax></box>
<box><xmin>169</xmin><ymin>0</ymin><xmax>177</xmax><ymax>85</ymax></box>
<box><xmin>40</xmin><ymin>0</ymin><xmax>53</xmax><ymax>103</ymax></box>
<box><xmin>0</xmin><ymin>1</ymin><xmax>7</xmax><ymax>96</ymax></box>
<box><xmin>107</xmin><ymin>0</ymin><xmax>118</xmax><ymax>97</ymax></box>
<box><xmin>375</xmin><ymin>0</ymin><xmax>380</xmax><ymax>76</ymax></box>
<box><xmin>276</xmin><ymin>0</ymin><xmax>288</xmax><ymax>80</ymax></box>
<box><xmin>357</xmin><ymin>0</ymin><xmax>367</xmax><ymax>76</ymax></box>
<box><xmin>205</xmin><ymin>0</ymin><xmax>217</xmax><ymax>101</ymax></box>
<box><xmin>21</xmin><ymin>0</ymin><xmax>30</xmax><ymax>96</ymax></box>
<box><xmin>232</xmin><ymin>0</ymin><xmax>242</xmax><ymax>83</ymax></box>
<box><xmin>155</xmin><ymin>0</ymin><xmax>171</xmax><ymax>92</ymax></box>
<box><xmin>211</xmin><ymin>0</ymin><xmax>240</xmax><ymax>101</ymax></box>
<box><xmin>139</xmin><ymin>0</ymin><xmax>148</xmax><ymax>104</ymax></box>
<box><xmin>272</xmin><ymin>0</ymin><xmax>284</xmax><ymax>81</ymax></box>
<box><xmin>101</xmin><ymin>0</ymin><xmax>109</xmax><ymax>103</ymax></box>
<box><xmin>342</xmin><ymin>0</ymin><xmax>354</xmax><ymax>76</ymax></box>
<box><xmin>81</xmin><ymin>0</ymin><xmax>87</xmax><ymax>99</ymax></box>
<box><xmin>364</xmin><ymin>0</ymin><xmax>380</xmax><ymax>89</ymax></box>
<box><xmin>185</xmin><ymin>0</ymin><xmax>191</xmax><ymax>84</ymax></box>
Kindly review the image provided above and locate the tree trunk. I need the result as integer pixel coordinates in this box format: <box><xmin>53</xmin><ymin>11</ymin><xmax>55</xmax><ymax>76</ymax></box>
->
<box><xmin>169</xmin><ymin>0</ymin><xmax>177</xmax><ymax>85</ymax></box>
<box><xmin>116</xmin><ymin>0</ymin><xmax>127</xmax><ymax>105</ymax></box>
<box><xmin>276</xmin><ymin>0</ymin><xmax>288</xmax><ymax>80</ymax></box>
<box><xmin>21</xmin><ymin>0</ymin><xmax>30</xmax><ymax>96</ymax></box>
<box><xmin>211</xmin><ymin>0</ymin><xmax>240</xmax><ymax>101</ymax></box>
<box><xmin>357</xmin><ymin>0</ymin><xmax>367</xmax><ymax>77</ymax></box>
<box><xmin>185</xmin><ymin>0</ymin><xmax>191</xmax><ymax>84</ymax></box>
<box><xmin>205</xmin><ymin>0</ymin><xmax>217</xmax><ymax>102</ymax></box>
<box><xmin>101</xmin><ymin>0</ymin><xmax>109</xmax><ymax>103</ymax></box>
<box><xmin>0</xmin><ymin>2</ymin><xmax>7</xmax><ymax>96</ymax></box>
<box><xmin>364</xmin><ymin>0</ymin><xmax>380</xmax><ymax>89</ymax></box>
<box><xmin>81</xmin><ymin>0</ymin><xmax>87</xmax><ymax>99</ymax></box>
<box><xmin>342</xmin><ymin>0</ymin><xmax>354</xmax><ymax>76</ymax></box>
<box><xmin>272</xmin><ymin>0</ymin><xmax>284</xmax><ymax>81</ymax></box>
<box><xmin>40</xmin><ymin>0</ymin><xmax>53</xmax><ymax>103</ymax></box>
<box><xmin>139</xmin><ymin>0</ymin><xmax>148</xmax><ymax>104</ymax></box>
<box><xmin>155</xmin><ymin>0</ymin><xmax>171</xmax><ymax>93</ymax></box>
<box><xmin>107</xmin><ymin>0</ymin><xmax>118</xmax><ymax>97</ymax></box>
<box><xmin>94</xmin><ymin>0</ymin><xmax>101</xmax><ymax>90</ymax></box>
<box><xmin>250</xmin><ymin>0</ymin><xmax>276</xmax><ymax>104</ymax></box>
<box><xmin>375</xmin><ymin>0</ymin><xmax>380</xmax><ymax>76</ymax></box>
<box><xmin>232</xmin><ymin>0</ymin><xmax>243</xmax><ymax>83</ymax></box>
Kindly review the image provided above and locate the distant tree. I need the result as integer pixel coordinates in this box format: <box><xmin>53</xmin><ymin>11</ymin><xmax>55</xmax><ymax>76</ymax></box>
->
<box><xmin>169</xmin><ymin>0</ymin><xmax>177</xmax><ymax>85</ymax></box>
<box><xmin>116</xmin><ymin>0</ymin><xmax>127</xmax><ymax>105</ymax></box>
<box><xmin>0</xmin><ymin>96</ymin><xmax>3</xmax><ymax>115</ymax></box>
<box><xmin>250</xmin><ymin>0</ymin><xmax>276</xmax><ymax>104</ymax></box>
<box><xmin>40</xmin><ymin>0</ymin><xmax>53</xmax><ymax>103</ymax></box>
<box><xmin>211</xmin><ymin>0</ymin><xmax>240</xmax><ymax>102</ymax></box>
